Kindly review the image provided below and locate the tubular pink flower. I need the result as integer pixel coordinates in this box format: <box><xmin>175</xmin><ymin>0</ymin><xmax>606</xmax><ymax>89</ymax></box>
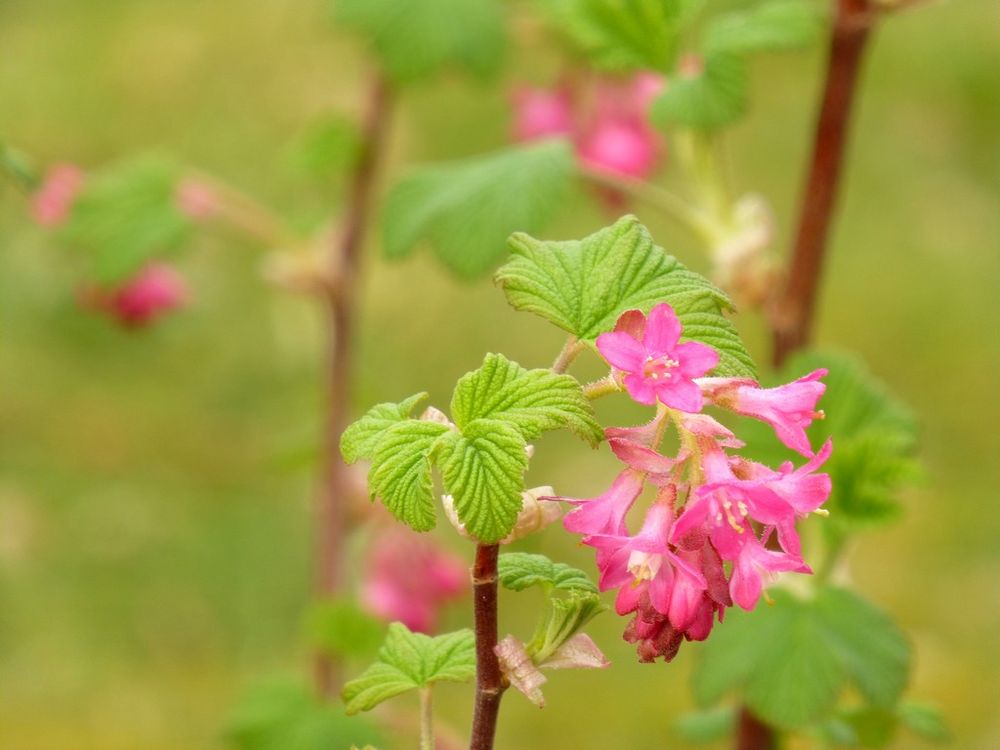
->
<box><xmin>577</xmin><ymin>118</ymin><xmax>659</xmax><ymax>180</ymax></box>
<box><xmin>549</xmin><ymin>469</ymin><xmax>645</xmax><ymax>540</ymax></box>
<box><xmin>510</xmin><ymin>86</ymin><xmax>575</xmax><ymax>142</ymax></box>
<box><xmin>31</xmin><ymin>163</ymin><xmax>84</xmax><ymax>227</ymax></box>
<box><xmin>361</xmin><ymin>528</ymin><xmax>468</xmax><ymax>633</ymax></box>
<box><xmin>103</xmin><ymin>262</ymin><xmax>189</xmax><ymax>328</ymax></box>
<box><xmin>728</xmin><ymin>531</ymin><xmax>810</xmax><ymax>610</ymax></box>
<box><xmin>596</xmin><ymin>303</ymin><xmax>719</xmax><ymax>411</ymax></box>
<box><xmin>701</xmin><ymin>369</ymin><xmax>828</xmax><ymax>456</ymax></box>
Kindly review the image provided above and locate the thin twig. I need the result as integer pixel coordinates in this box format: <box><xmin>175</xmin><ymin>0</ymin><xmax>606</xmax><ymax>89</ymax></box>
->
<box><xmin>469</xmin><ymin>543</ymin><xmax>504</xmax><ymax>750</ymax></box>
<box><xmin>770</xmin><ymin>0</ymin><xmax>874</xmax><ymax>368</ymax></box>
<box><xmin>315</xmin><ymin>71</ymin><xmax>394</xmax><ymax>696</ymax></box>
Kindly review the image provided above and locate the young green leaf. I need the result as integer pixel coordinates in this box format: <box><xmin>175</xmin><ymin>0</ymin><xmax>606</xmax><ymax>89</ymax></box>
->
<box><xmin>333</xmin><ymin>0</ymin><xmax>506</xmax><ymax>83</ymax></box>
<box><xmin>814</xmin><ymin>587</ymin><xmax>911</xmax><ymax>707</ymax></box>
<box><xmin>498</xmin><ymin>552</ymin><xmax>599</xmax><ymax>594</ymax></box>
<box><xmin>342</xmin><ymin>624</ymin><xmax>475</xmax><ymax>714</ymax></box>
<box><xmin>499</xmin><ymin>215</ymin><xmax>756</xmax><ymax>378</ymax></box>
<box><xmin>450</xmin><ymin>353</ymin><xmax>602</xmax><ymax>446</ymax></box>
<box><xmin>528</xmin><ymin>593</ymin><xmax>607</xmax><ymax>663</ymax></box>
<box><xmin>306</xmin><ymin>599</ymin><xmax>386</xmax><ymax>661</ymax></box>
<box><xmin>225</xmin><ymin>677</ymin><xmax>382</xmax><ymax>750</ymax></box>
<box><xmin>340</xmin><ymin>392</ymin><xmax>429</xmax><ymax>463</ymax></box>
<box><xmin>898</xmin><ymin>702</ymin><xmax>952</xmax><ymax>743</ymax></box>
<box><xmin>287</xmin><ymin>115</ymin><xmax>360</xmax><ymax>178</ymax></box>
<box><xmin>61</xmin><ymin>155</ymin><xmax>190</xmax><ymax>284</ymax></box>
<box><xmin>368</xmin><ymin>419</ymin><xmax>450</xmax><ymax>532</ymax></box>
<box><xmin>650</xmin><ymin>53</ymin><xmax>748</xmax><ymax>131</ymax></box>
<box><xmin>703</xmin><ymin>0</ymin><xmax>823</xmax><ymax>57</ymax></box>
<box><xmin>540</xmin><ymin>0</ymin><xmax>689</xmax><ymax>72</ymax></box>
<box><xmin>382</xmin><ymin>140</ymin><xmax>575</xmax><ymax>278</ymax></box>
<box><xmin>433</xmin><ymin>419</ymin><xmax>529</xmax><ymax>543</ymax></box>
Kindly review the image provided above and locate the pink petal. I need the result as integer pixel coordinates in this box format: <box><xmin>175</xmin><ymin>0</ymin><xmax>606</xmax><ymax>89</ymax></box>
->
<box><xmin>674</xmin><ymin>340</ymin><xmax>720</xmax><ymax>378</ymax></box>
<box><xmin>623</xmin><ymin>372</ymin><xmax>658</xmax><ymax>405</ymax></box>
<box><xmin>596</xmin><ymin>331</ymin><xmax>646</xmax><ymax>372</ymax></box>
<box><xmin>656</xmin><ymin>378</ymin><xmax>703</xmax><ymax>412</ymax></box>
<box><xmin>642</xmin><ymin>303</ymin><xmax>682</xmax><ymax>354</ymax></box>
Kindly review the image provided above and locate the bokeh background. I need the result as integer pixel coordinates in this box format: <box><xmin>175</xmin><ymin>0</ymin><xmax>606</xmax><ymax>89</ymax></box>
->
<box><xmin>1</xmin><ymin>0</ymin><xmax>998</xmax><ymax>748</ymax></box>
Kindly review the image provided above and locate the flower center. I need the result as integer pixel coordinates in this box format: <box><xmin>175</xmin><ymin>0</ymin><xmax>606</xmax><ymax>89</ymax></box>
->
<box><xmin>643</xmin><ymin>355</ymin><xmax>679</xmax><ymax>381</ymax></box>
<box><xmin>627</xmin><ymin>551</ymin><xmax>663</xmax><ymax>582</ymax></box>
<box><xmin>714</xmin><ymin>495</ymin><xmax>749</xmax><ymax>533</ymax></box>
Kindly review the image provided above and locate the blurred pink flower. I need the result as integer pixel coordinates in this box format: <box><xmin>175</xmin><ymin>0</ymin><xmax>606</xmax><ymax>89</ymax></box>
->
<box><xmin>510</xmin><ymin>86</ymin><xmax>575</xmax><ymax>142</ymax></box>
<box><xmin>596</xmin><ymin>303</ymin><xmax>719</xmax><ymax>411</ymax></box>
<box><xmin>175</xmin><ymin>178</ymin><xmax>220</xmax><ymax>220</ymax></box>
<box><xmin>577</xmin><ymin>119</ymin><xmax>659</xmax><ymax>180</ymax></box>
<box><xmin>31</xmin><ymin>163</ymin><xmax>84</xmax><ymax>227</ymax></box>
<box><xmin>84</xmin><ymin>262</ymin><xmax>189</xmax><ymax>328</ymax></box>
<box><xmin>361</xmin><ymin>528</ymin><xmax>468</xmax><ymax>633</ymax></box>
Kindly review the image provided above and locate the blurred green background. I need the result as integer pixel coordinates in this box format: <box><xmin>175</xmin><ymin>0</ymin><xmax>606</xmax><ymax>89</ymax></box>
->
<box><xmin>1</xmin><ymin>0</ymin><xmax>998</xmax><ymax>748</ymax></box>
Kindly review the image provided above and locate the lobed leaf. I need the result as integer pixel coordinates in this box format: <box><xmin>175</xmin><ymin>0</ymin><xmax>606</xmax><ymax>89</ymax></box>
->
<box><xmin>703</xmin><ymin>0</ymin><xmax>823</xmax><ymax>57</ymax></box>
<box><xmin>306</xmin><ymin>599</ymin><xmax>386</xmax><ymax>661</ymax></box>
<box><xmin>382</xmin><ymin>140</ymin><xmax>575</xmax><ymax>278</ymax></box>
<box><xmin>497</xmin><ymin>552</ymin><xmax>598</xmax><ymax>594</ymax></box>
<box><xmin>342</xmin><ymin>624</ymin><xmax>475</xmax><ymax>714</ymax></box>
<box><xmin>340</xmin><ymin>392</ymin><xmax>429</xmax><ymax>464</ymax></box>
<box><xmin>650</xmin><ymin>53</ymin><xmax>748</xmax><ymax>131</ymax></box>
<box><xmin>450</xmin><ymin>353</ymin><xmax>602</xmax><ymax>446</ymax></box>
<box><xmin>498</xmin><ymin>215</ymin><xmax>756</xmax><ymax>378</ymax></box>
<box><xmin>367</xmin><ymin>419</ymin><xmax>449</xmax><ymax>532</ymax></box>
<box><xmin>333</xmin><ymin>0</ymin><xmax>505</xmax><ymax>83</ymax></box>
<box><xmin>434</xmin><ymin>419</ymin><xmax>529</xmax><ymax>543</ymax></box>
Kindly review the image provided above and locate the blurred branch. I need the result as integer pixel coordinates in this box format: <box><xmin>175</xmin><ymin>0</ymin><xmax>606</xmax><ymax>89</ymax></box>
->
<box><xmin>770</xmin><ymin>0</ymin><xmax>874</xmax><ymax>369</ymax></box>
<box><xmin>315</xmin><ymin>70</ymin><xmax>394</xmax><ymax>697</ymax></box>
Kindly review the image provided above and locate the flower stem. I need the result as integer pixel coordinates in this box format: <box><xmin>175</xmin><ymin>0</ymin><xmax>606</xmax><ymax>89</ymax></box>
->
<box><xmin>552</xmin><ymin>336</ymin><xmax>584</xmax><ymax>374</ymax></box>
<box><xmin>314</xmin><ymin>70</ymin><xmax>394</xmax><ymax>697</ymax></box>
<box><xmin>583</xmin><ymin>375</ymin><xmax>620</xmax><ymax>400</ymax></box>
<box><xmin>420</xmin><ymin>686</ymin><xmax>435</xmax><ymax>750</ymax></box>
<box><xmin>469</xmin><ymin>543</ymin><xmax>505</xmax><ymax>750</ymax></box>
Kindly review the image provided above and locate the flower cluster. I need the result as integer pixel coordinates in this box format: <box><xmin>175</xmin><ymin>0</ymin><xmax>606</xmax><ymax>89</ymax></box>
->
<box><xmin>510</xmin><ymin>72</ymin><xmax>665</xmax><ymax>181</ymax></box>
<box><xmin>551</xmin><ymin>303</ymin><xmax>831</xmax><ymax>662</ymax></box>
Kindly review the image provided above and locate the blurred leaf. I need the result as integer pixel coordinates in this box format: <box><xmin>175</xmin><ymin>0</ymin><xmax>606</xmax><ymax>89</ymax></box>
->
<box><xmin>651</xmin><ymin>53</ymin><xmax>748</xmax><ymax>131</ymax></box>
<box><xmin>1</xmin><ymin>140</ymin><xmax>39</xmax><ymax>190</ymax></box>
<box><xmin>815</xmin><ymin>587</ymin><xmax>911</xmax><ymax>707</ymax></box>
<box><xmin>341</xmin><ymin>392</ymin><xmax>429</xmax><ymax>463</ymax></box>
<box><xmin>694</xmin><ymin>587</ymin><xmax>911</xmax><ymax>730</ymax></box>
<box><xmin>342</xmin><ymin>623</ymin><xmax>475</xmax><ymax>714</ymax></box>
<box><xmin>539</xmin><ymin>0</ymin><xmax>692</xmax><ymax>72</ymax></box>
<box><xmin>383</xmin><ymin>139</ymin><xmax>574</xmax><ymax>278</ymax></box>
<box><xmin>840</xmin><ymin>706</ymin><xmax>899</xmax><ymax>748</ymax></box>
<box><xmin>433</xmin><ymin>419</ymin><xmax>528</xmax><ymax>543</ymax></box>
<box><xmin>451</xmin><ymin>353</ymin><xmax>602</xmax><ymax>446</ymax></box>
<box><xmin>225</xmin><ymin>677</ymin><xmax>381</xmax><ymax>750</ymax></box>
<box><xmin>499</xmin><ymin>215</ymin><xmax>757</xmax><ymax>378</ymax></box>
<box><xmin>333</xmin><ymin>0</ymin><xmax>505</xmax><ymax>83</ymax></box>
<box><xmin>498</xmin><ymin>552</ymin><xmax>599</xmax><ymax>594</ymax></box>
<box><xmin>307</xmin><ymin>599</ymin><xmax>386</xmax><ymax>660</ymax></box>
<box><xmin>673</xmin><ymin>706</ymin><xmax>735</xmax><ymax>743</ymax></box>
<box><xmin>288</xmin><ymin>115</ymin><xmax>360</xmax><ymax>178</ymax></box>
<box><xmin>898</xmin><ymin>702</ymin><xmax>952</xmax><ymax>743</ymax></box>
<box><xmin>61</xmin><ymin>155</ymin><xmax>190</xmax><ymax>284</ymax></box>
<box><xmin>703</xmin><ymin>0</ymin><xmax>824</xmax><ymax>56</ymax></box>
<box><xmin>368</xmin><ymin>419</ymin><xmax>449</xmax><ymax>532</ymax></box>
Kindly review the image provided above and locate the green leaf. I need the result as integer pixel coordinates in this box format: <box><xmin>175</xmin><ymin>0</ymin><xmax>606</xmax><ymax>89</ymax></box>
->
<box><xmin>703</xmin><ymin>1</ymin><xmax>823</xmax><ymax>57</ymax></box>
<box><xmin>61</xmin><ymin>155</ymin><xmax>190</xmax><ymax>284</ymax></box>
<box><xmin>340</xmin><ymin>392</ymin><xmax>429</xmax><ymax>463</ymax></box>
<box><xmin>497</xmin><ymin>552</ymin><xmax>598</xmax><ymax>594</ymax></box>
<box><xmin>451</xmin><ymin>353</ymin><xmax>602</xmax><ymax>446</ymax></box>
<box><xmin>694</xmin><ymin>588</ymin><xmax>912</xmax><ymax>730</ymax></box>
<box><xmin>306</xmin><ymin>599</ymin><xmax>386</xmax><ymax>660</ymax></box>
<box><xmin>433</xmin><ymin>419</ymin><xmax>529</xmax><ymax>543</ymax></box>
<box><xmin>342</xmin><ymin>624</ymin><xmax>475</xmax><ymax>714</ymax></box>
<box><xmin>368</xmin><ymin>419</ymin><xmax>450</xmax><ymax>532</ymax></box>
<box><xmin>540</xmin><ymin>0</ymin><xmax>690</xmax><ymax>72</ymax></box>
<box><xmin>0</xmin><ymin>140</ymin><xmax>39</xmax><ymax>190</ymax></box>
<box><xmin>898</xmin><ymin>702</ymin><xmax>952</xmax><ymax>743</ymax></box>
<box><xmin>814</xmin><ymin>587</ymin><xmax>911</xmax><ymax>707</ymax></box>
<box><xmin>839</xmin><ymin>706</ymin><xmax>899</xmax><ymax>748</ymax></box>
<box><xmin>499</xmin><ymin>215</ymin><xmax>756</xmax><ymax>378</ymax></box>
<box><xmin>288</xmin><ymin>115</ymin><xmax>360</xmax><ymax>178</ymax></box>
<box><xmin>651</xmin><ymin>53</ymin><xmax>748</xmax><ymax>131</ymax></box>
<box><xmin>673</xmin><ymin>706</ymin><xmax>735</xmax><ymax>743</ymax></box>
<box><xmin>333</xmin><ymin>0</ymin><xmax>505</xmax><ymax>83</ymax></box>
<box><xmin>528</xmin><ymin>592</ymin><xmax>607</xmax><ymax>662</ymax></box>
<box><xmin>383</xmin><ymin>140</ymin><xmax>575</xmax><ymax>278</ymax></box>
<box><xmin>225</xmin><ymin>677</ymin><xmax>382</xmax><ymax>750</ymax></box>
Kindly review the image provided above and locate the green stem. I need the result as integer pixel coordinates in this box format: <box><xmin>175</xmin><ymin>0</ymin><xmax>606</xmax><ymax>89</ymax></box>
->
<box><xmin>552</xmin><ymin>337</ymin><xmax>584</xmax><ymax>374</ymax></box>
<box><xmin>420</xmin><ymin>686</ymin><xmax>435</xmax><ymax>750</ymax></box>
<box><xmin>583</xmin><ymin>375</ymin><xmax>620</xmax><ymax>400</ymax></box>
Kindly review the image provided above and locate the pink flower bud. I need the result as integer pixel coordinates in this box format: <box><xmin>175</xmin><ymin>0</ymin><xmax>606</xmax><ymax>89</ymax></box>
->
<box><xmin>175</xmin><ymin>178</ymin><xmax>220</xmax><ymax>220</ymax></box>
<box><xmin>90</xmin><ymin>262</ymin><xmax>189</xmax><ymax>328</ymax></box>
<box><xmin>577</xmin><ymin>118</ymin><xmax>660</xmax><ymax>180</ymax></box>
<box><xmin>31</xmin><ymin>164</ymin><xmax>84</xmax><ymax>227</ymax></box>
<box><xmin>510</xmin><ymin>86</ymin><xmax>575</xmax><ymax>142</ymax></box>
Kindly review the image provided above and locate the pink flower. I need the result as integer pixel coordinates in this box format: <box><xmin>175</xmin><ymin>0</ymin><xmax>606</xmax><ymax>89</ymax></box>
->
<box><xmin>175</xmin><ymin>178</ymin><xmax>220</xmax><ymax>220</ymax></box>
<box><xmin>31</xmin><ymin>164</ymin><xmax>84</xmax><ymax>226</ymax></box>
<box><xmin>596</xmin><ymin>303</ymin><xmax>719</xmax><ymax>411</ymax></box>
<box><xmin>510</xmin><ymin>86</ymin><xmax>575</xmax><ymax>142</ymax></box>
<box><xmin>361</xmin><ymin>528</ymin><xmax>468</xmax><ymax>633</ymax></box>
<box><xmin>552</xmin><ymin>469</ymin><xmax>645</xmax><ymax>540</ymax></box>
<box><xmin>701</xmin><ymin>369</ymin><xmax>828</xmax><ymax>456</ymax></box>
<box><xmin>577</xmin><ymin>118</ymin><xmax>659</xmax><ymax>180</ymax></box>
<box><xmin>105</xmin><ymin>263</ymin><xmax>188</xmax><ymax>327</ymax></box>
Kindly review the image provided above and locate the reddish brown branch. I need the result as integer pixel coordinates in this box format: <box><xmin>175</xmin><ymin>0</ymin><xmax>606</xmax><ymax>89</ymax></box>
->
<box><xmin>315</xmin><ymin>72</ymin><xmax>394</xmax><ymax>696</ymax></box>
<box><xmin>736</xmin><ymin>708</ymin><xmax>777</xmax><ymax>750</ymax></box>
<box><xmin>771</xmin><ymin>0</ymin><xmax>874</xmax><ymax>368</ymax></box>
<box><xmin>469</xmin><ymin>543</ymin><xmax>505</xmax><ymax>750</ymax></box>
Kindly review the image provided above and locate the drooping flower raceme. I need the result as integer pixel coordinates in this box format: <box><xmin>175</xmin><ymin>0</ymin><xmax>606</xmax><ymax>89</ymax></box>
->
<box><xmin>552</xmin><ymin>303</ymin><xmax>832</xmax><ymax>662</ymax></box>
<box><xmin>81</xmin><ymin>262</ymin><xmax>189</xmax><ymax>328</ymax></box>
